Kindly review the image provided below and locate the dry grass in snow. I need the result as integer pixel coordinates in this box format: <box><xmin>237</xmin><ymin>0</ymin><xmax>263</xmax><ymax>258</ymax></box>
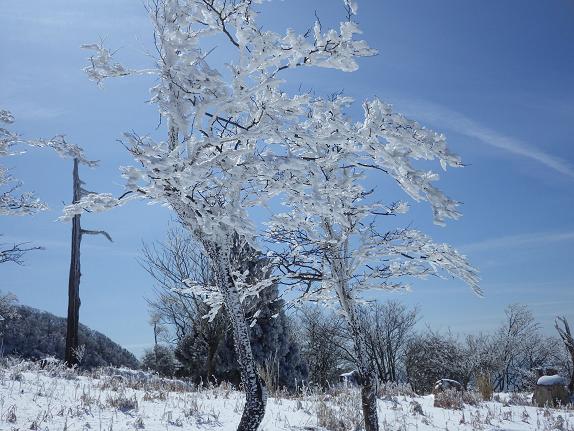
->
<box><xmin>0</xmin><ymin>358</ymin><xmax>573</xmax><ymax>430</ymax></box>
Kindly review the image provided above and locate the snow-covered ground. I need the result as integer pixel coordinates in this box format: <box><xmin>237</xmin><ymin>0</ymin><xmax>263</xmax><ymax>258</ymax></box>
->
<box><xmin>1</xmin><ymin>359</ymin><xmax>572</xmax><ymax>430</ymax></box>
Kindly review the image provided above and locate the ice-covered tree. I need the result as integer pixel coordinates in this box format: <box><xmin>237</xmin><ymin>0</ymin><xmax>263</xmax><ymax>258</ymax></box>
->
<box><xmin>1</xmin><ymin>109</ymin><xmax>46</xmax><ymax>218</ymax></box>
<box><xmin>267</xmin><ymin>73</ymin><xmax>480</xmax><ymax>431</ymax></box>
<box><xmin>489</xmin><ymin>304</ymin><xmax>555</xmax><ymax>391</ymax></box>
<box><xmin>63</xmin><ymin>1</ymin><xmax>375</xmax><ymax>428</ymax></box>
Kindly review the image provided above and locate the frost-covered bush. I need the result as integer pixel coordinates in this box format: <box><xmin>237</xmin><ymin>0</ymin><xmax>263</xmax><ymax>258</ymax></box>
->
<box><xmin>106</xmin><ymin>392</ymin><xmax>138</xmax><ymax>412</ymax></box>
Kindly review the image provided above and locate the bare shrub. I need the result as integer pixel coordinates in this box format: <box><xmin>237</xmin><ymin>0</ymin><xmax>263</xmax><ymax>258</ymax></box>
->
<box><xmin>106</xmin><ymin>392</ymin><xmax>138</xmax><ymax>412</ymax></box>
<box><xmin>410</xmin><ymin>400</ymin><xmax>425</xmax><ymax>416</ymax></box>
<box><xmin>434</xmin><ymin>387</ymin><xmax>482</xmax><ymax>409</ymax></box>
<box><xmin>476</xmin><ymin>373</ymin><xmax>493</xmax><ymax>401</ymax></box>
<box><xmin>462</xmin><ymin>390</ymin><xmax>482</xmax><ymax>406</ymax></box>
<box><xmin>434</xmin><ymin>388</ymin><xmax>464</xmax><ymax>409</ymax></box>
<box><xmin>377</xmin><ymin>381</ymin><xmax>415</xmax><ymax>398</ymax></box>
<box><xmin>316</xmin><ymin>391</ymin><xmax>363</xmax><ymax>431</ymax></box>
<box><xmin>505</xmin><ymin>392</ymin><xmax>532</xmax><ymax>407</ymax></box>
<box><xmin>143</xmin><ymin>390</ymin><xmax>167</xmax><ymax>401</ymax></box>
<box><xmin>5</xmin><ymin>405</ymin><xmax>16</xmax><ymax>423</ymax></box>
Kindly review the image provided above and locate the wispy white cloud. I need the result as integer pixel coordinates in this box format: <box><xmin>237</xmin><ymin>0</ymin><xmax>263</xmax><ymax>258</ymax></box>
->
<box><xmin>461</xmin><ymin>231</ymin><xmax>574</xmax><ymax>253</ymax></box>
<box><xmin>400</xmin><ymin>100</ymin><xmax>574</xmax><ymax>179</ymax></box>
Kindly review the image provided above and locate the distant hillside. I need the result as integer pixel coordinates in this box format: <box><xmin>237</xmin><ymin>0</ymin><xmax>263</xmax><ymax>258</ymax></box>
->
<box><xmin>1</xmin><ymin>305</ymin><xmax>139</xmax><ymax>369</ymax></box>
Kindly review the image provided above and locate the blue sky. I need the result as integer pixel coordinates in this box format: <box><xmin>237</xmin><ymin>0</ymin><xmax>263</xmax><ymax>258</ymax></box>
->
<box><xmin>1</xmin><ymin>0</ymin><xmax>573</xmax><ymax>357</ymax></box>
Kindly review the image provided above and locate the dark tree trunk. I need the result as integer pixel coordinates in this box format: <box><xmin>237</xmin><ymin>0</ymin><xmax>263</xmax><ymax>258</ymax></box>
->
<box><xmin>206</xmin><ymin>340</ymin><xmax>217</xmax><ymax>383</ymax></box>
<box><xmin>352</xmin><ymin>327</ymin><xmax>379</xmax><ymax>431</ymax></box>
<box><xmin>65</xmin><ymin>158</ymin><xmax>82</xmax><ymax>367</ymax></box>
<box><xmin>360</xmin><ymin>371</ymin><xmax>379</xmax><ymax>431</ymax></box>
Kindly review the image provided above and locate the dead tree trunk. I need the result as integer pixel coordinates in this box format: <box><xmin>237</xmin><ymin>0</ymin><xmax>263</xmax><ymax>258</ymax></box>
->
<box><xmin>555</xmin><ymin>316</ymin><xmax>574</xmax><ymax>394</ymax></box>
<box><xmin>65</xmin><ymin>158</ymin><xmax>112</xmax><ymax>367</ymax></box>
<box><xmin>65</xmin><ymin>158</ymin><xmax>82</xmax><ymax>367</ymax></box>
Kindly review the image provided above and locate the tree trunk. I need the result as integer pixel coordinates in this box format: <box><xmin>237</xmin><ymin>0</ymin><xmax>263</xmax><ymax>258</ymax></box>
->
<box><xmin>206</xmin><ymin>340</ymin><xmax>217</xmax><ymax>383</ymax></box>
<box><xmin>208</xmin><ymin>242</ymin><xmax>266</xmax><ymax>431</ymax></box>
<box><xmin>360</xmin><ymin>369</ymin><xmax>379</xmax><ymax>431</ymax></box>
<box><xmin>65</xmin><ymin>158</ymin><xmax>82</xmax><ymax>367</ymax></box>
<box><xmin>335</xmin><ymin>291</ymin><xmax>379</xmax><ymax>430</ymax></box>
<box><xmin>329</xmin><ymin>238</ymin><xmax>379</xmax><ymax>431</ymax></box>
<box><xmin>350</xmin><ymin>320</ymin><xmax>379</xmax><ymax>431</ymax></box>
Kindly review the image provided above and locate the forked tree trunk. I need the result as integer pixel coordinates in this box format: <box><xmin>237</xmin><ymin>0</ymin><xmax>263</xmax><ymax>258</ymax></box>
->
<box><xmin>207</xmin><ymin>243</ymin><xmax>266</xmax><ymax>431</ymax></box>
<box><xmin>65</xmin><ymin>158</ymin><xmax>82</xmax><ymax>367</ymax></box>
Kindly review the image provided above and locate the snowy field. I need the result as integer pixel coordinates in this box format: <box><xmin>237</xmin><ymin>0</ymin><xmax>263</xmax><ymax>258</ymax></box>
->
<box><xmin>1</xmin><ymin>359</ymin><xmax>572</xmax><ymax>431</ymax></box>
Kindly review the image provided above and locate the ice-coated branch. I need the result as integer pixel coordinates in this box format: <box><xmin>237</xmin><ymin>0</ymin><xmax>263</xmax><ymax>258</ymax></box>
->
<box><xmin>59</xmin><ymin>191</ymin><xmax>142</xmax><ymax>221</ymax></box>
<box><xmin>1</xmin><ymin>109</ymin><xmax>96</xmax><ymax>217</ymax></box>
<box><xmin>81</xmin><ymin>44</ymin><xmax>133</xmax><ymax>85</ymax></box>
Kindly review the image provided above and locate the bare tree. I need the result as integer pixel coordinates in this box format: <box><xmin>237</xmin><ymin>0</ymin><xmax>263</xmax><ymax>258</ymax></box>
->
<box><xmin>555</xmin><ymin>316</ymin><xmax>574</xmax><ymax>394</ymax></box>
<box><xmin>141</xmin><ymin>227</ymin><xmax>227</xmax><ymax>382</ymax></box>
<box><xmin>489</xmin><ymin>304</ymin><xmax>560</xmax><ymax>391</ymax></box>
<box><xmin>296</xmin><ymin>307</ymin><xmax>352</xmax><ymax>387</ymax></box>
<box><xmin>361</xmin><ymin>301</ymin><xmax>418</xmax><ymax>383</ymax></box>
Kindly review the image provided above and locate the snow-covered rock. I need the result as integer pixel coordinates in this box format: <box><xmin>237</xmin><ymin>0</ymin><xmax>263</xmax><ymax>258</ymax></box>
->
<box><xmin>533</xmin><ymin>374</ymin><xmax>569</xmax><ymax>407</ymax></box>
<box><xmin>537</xmin><ymin>375</ymin><xmax>566</xmax><ymax>386</ymax></box>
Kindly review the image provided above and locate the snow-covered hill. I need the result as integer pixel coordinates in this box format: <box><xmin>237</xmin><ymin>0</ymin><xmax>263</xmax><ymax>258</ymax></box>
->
<box><xmin>1</xmin><ymin>359</ymin><xmax>572</xmax><ymax>430</ymax></box>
